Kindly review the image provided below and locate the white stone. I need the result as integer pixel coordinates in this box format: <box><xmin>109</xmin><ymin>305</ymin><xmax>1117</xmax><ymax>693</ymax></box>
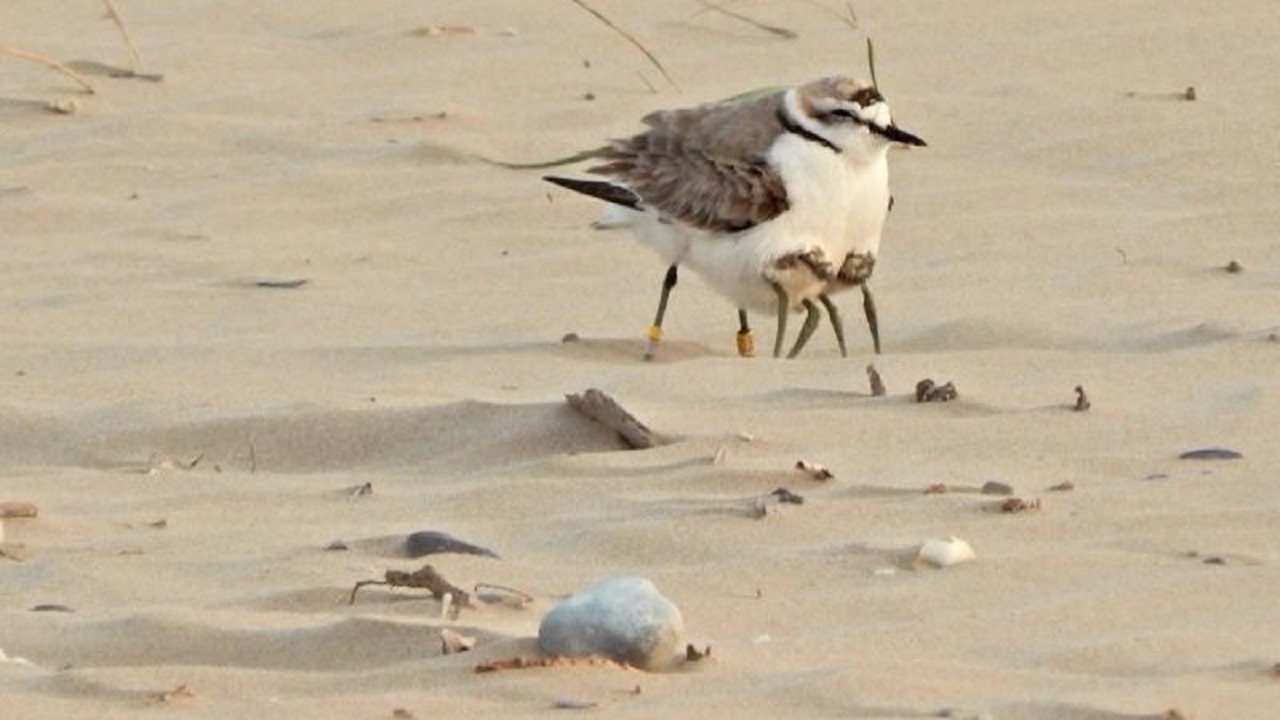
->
<box><xmin>538</xmin><ymin>576</ymin><xmax>684</xmax><ymax>670</ymax></box>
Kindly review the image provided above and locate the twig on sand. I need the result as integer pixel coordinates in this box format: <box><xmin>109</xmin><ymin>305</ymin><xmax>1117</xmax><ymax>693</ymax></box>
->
<box><xmin>564</xmin><ymin>0</ymin><xmax>680</xmax><ymax>91</ymax></box>
<box><xmin>0</xmin><ymin>45</ymin><xmax>96</xmax><ymax>94</ymax></box>
<box><xmin>475</xmin><ymin>655</ymin><xmax>628</xmax><ymax>673</ymax></box>
<box><xmin>565</xmin><ymin>389</ymin><xmax>658</xmax><ymax>449</ymax></box>
<box><xmin>349</xmin><ymin>564</ymin><xmax>472</xmax><ymax>610</ymax></box>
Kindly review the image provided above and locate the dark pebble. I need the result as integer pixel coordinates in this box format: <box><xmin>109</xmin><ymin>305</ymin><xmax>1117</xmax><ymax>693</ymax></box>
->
<box><xmin>981</xmin><ymin>481</ymin><xmax>1014</xmax><ymax>496</ymax></box>
<box><xmin>405</xmin><ymin>530</ymin><xmax>499</xmax><ymax>559</ymax></box>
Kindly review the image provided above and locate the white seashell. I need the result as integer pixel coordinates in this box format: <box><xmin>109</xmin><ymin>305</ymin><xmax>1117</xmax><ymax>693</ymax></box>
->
<box><xmin>917</xmin><ymin>536</ymin><xmax>975</xmax><ymax>568</ymax></box>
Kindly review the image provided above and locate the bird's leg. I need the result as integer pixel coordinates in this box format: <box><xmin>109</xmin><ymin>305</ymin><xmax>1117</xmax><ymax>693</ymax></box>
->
<box><xmin>786</xmin><ymin>299</ymin><xmax>822</xmax><ymax>359</ymax></box>
<box><xmin>735</xmin><ymin>309</ymin><xmax>755</xmax><ymax>357</ymax></box>
<box><xmin>861</xmin><ymin>283</ymin><xmax>881</xmax><ymax>355</ymax></box>
<box><xmin>818</xmin><ymin>294</ymin><xmax>848</xmax><ymax>358</ymax></box>
<box><xmin>771</xmin><ymin>282</ymin><xmax>789</xmax><ymax>359</ymax></box>
<box><xmin>644</xmin><ymin>265</ymin><xmax>678</xmax><ymax>361</ymax></box>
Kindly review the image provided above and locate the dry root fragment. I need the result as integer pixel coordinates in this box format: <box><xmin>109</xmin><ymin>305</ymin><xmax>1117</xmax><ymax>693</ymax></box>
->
<box><xmin>998</xmin><ymin>497</ymin><xmax>1041</xmax><ymax>513</ymax></box>
<box><xmin>866</xmin><ymin>364</ymin><xmax>886</xmax><ymax>396</ymax></box>
<box><xmin>553</xmin><ymin>698</ymin><xmax>599</xmax><ymax>710</ymax></box>
<box><xmin>349</xmin><ymin>564</ymin><xmax>471</xmax><ymax>611</ymax></box>
<box><xmin>915</xmin><ymin>378</ymin><xmax>957</xmax><ymax>403</ymax></box>
<box><xmin>924</xmin><ymin>483</ymin><xmax>948</xmax><ymax>495</ymax></box>
<box><xmin>1048</xmin><ymin>481</ymin><xmax>1076</xmax><ymax>492</ymax></box>
<box><xmin>474</xmin><ymin>655</ymin><xmax>627</xmax><ymax>673</ymax></box>
<box><xmin>1073</xmin><ymin>385</ymin><xmax>1091</xmax><ymax>411</ymax></box>
<box><xmin>349</xmin><ymin>482</ymin><xmax>374</xmax><ymax>498</ymax></box>
<box><xmin>794</xmin><ymin>460</ymin><xmax>833</xmax><ymax>480</ymax></box>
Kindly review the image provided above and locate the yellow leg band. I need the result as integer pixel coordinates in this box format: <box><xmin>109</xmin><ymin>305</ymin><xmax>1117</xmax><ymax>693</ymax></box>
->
<box><xmin>646</xmin><ymin>325</ymin><xmax>663</xmax><ymax>343</ymax></box>
<box><xmin>736</xmin><ymin>330</ymin><xmax>755</xmax><ymax>357</ymax></box>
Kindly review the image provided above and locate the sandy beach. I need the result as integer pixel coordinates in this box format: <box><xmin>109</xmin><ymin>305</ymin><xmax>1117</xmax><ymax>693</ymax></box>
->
<box><xmin>2</xmin><ymin>1</ymin><xmax>1278</xmax><ymax>717</ymax></box>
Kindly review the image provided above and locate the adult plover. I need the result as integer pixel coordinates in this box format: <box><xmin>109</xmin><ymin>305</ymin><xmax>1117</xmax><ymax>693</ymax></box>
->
<box><xmin>546</xmin><ymin>76</ymin><xmax>924</xmax><ymax>359</ymax></box>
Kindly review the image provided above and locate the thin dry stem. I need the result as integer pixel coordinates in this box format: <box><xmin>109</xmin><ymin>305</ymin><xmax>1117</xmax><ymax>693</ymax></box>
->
<box><xmin>101</xmin><ymin>0</ymin><xmax>143</xmax><ymax>74</ymax></box>
<box><xmin>693</xmin><ymin>0</ymin><xmax>797</xmax><ymax>38</ymax></box>
<box><xmin>565</xmin><ymin>0</ymin><xmax>680</xmax><ymax>91</ymax></box>
<box><xmin>0</xmin><ymin>45</ymin><xmax>96</xmax><ymax>94</ymax></box>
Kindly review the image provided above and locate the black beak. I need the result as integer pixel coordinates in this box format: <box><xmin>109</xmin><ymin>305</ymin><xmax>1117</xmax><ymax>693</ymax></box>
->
<box><xmin>871</xmin><ymin>123</ymin><xmax>927</xmax><ymax>147</ymax></box>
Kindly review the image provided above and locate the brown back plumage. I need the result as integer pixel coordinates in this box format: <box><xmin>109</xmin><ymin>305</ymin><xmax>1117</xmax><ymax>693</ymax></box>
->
<box><xmin>588</xmin><ymin>91</ymin><xmax>792</xmax><ymax>233</ymax></box>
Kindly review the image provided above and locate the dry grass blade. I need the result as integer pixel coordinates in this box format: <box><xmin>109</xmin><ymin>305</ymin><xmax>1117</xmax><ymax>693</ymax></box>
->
<box><xmin>694</xmin><ymin>0</ymin><xmax>797</xmax><ymax>39</ymax></box>
<box><xmin>866</xmin><ymin>38</ymin><xmax>879</xmax><ymax>91</ymax></box>
<box><xmin>101</xmin><ymin>0</ymin><xmax>143</xmax><ymax>74</ymax></box>
<box><xmin>0</xmin><ymin>45</ymin><xmax>96</xmax><ymax>94</ymax></box>
<box><xmin>565</xmin><ymin>0</ymin><xmax>680</xmax><ymax>91</ymax></box>
<box><xmin>474</xmin><ymin>146</ymin><xmax>611</xmax><ymax>171</ymax></box>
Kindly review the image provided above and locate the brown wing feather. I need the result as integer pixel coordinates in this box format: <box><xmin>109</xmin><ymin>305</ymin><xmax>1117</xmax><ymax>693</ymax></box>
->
<box><xmin>588</xmin><ymin>92</ymin><xmax>790</xmax><ymax>233</ymax></box>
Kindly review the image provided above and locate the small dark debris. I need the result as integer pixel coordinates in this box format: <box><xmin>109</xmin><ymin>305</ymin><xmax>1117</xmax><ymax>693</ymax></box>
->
<box><xmin>350</xmin><ymin>482</ymin><xmax>374</xmax><ymax>497</ymax></box>
<box><xmin>325</xmin><ymin>539</ymin><xmax>349</xmax><ymax>552</ymax></box>
<box><xmin>685</xmin><ymin>644</ymin><xmax>712</xmax><ymax>662</ymax></box>
<box><xmin>866</xmin><ymin>364</ymin><xmax>886</xmax><ymax>396</ymax></box>
<box><xmin>981</xmin><ymin>481</ymin><xmax>1014</xmax><ymax>496</ymax></box>
<box><xmin>1073</xmin><ymin>385</ymin><xmax>1091</xmax><ymax>411</ymax></box>
<box><xmin>30</xmin><ymin>604</ymin><xmax>74</xmax><ymax>613</ymax></box>
<box><xmin>1202</xmin><ymin>556</ymin><xmax>1227</xmax><ymax>565</ymax></box>
<box><xmin>405</xmin><ymin>530</ymin><xmax>499</xmax><ymax>559</ymax></box>
<box><xmin>915</xmin><ymin>378</ymin><xmax>957</xmax><ymax>403</ymax></box>
<box><xmin>561</xmin><ymin>332</ymin><xmax>580</xmax><ymax>343</ymax></box>
<box><xmin>1224</xmin><ymin>259</ymin><xmax>1243</xmax><ymax>274</ymax></box>
<box><xmin>255</xmin><ymin>278</ymin><xmax>308</xmax><ymax>289</ymax></box>
<box><xmin>1048</xmin><ymin>481</ymin><xmax>1076</xmax><ymax>492</ymax></box>
<box><xmin>770</xmin><ymin>487</ymin><xmax>805</xmax><ymax>505</ymax></box>
<box><xmin>999</xmin><ymin>497</ymin><xmax>1041</xmax><ymax>513</ymax></box>
<box><xmin>1143</xmin><ymin>472</ymin><xmax>1170</xmax><ymax>481</ymax></box>
<box><xmin>1179</xmin><ymin>447</ymin><xmax>1242</xmax><ymax>461</ymax></box>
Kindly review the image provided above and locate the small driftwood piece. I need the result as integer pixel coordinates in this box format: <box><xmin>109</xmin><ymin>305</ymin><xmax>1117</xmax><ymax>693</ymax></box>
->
<box><xmin>349</xmin><ymin>564</ymin><xmax>471</xmax><ymax>608</ymax></box>
<box><xmin>565</xmin><ymin>389</ymin><xmax>657</xmax><ymax>449</ymax></box>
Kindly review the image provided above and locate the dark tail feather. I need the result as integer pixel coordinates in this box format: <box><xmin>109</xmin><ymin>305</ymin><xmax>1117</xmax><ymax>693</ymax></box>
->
<box><xmin>543</xmin><ymin>176</ymin><xmax>642</xmax><ymax>211</ymax></box>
